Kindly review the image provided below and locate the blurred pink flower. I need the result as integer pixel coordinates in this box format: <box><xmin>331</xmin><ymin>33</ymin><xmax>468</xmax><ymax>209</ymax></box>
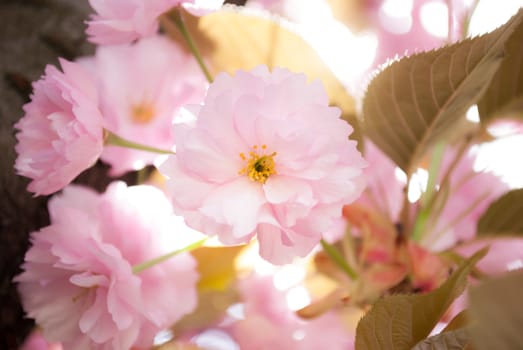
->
<box><xmin>87</xmin><ymin>0</ymin><xmax>184</xmax><ymax>45</ymax></box>
<box><xmin>487</xmin><ymin>119</ymin><xmax>523</xmax><ymax>137</ymax></box>
<box><xmin>15</xmin><ymin>182</ymin><xmax>198</xmax><ymax>350</ymax></box>
<box><xmin>323</xmin><ymin>140</ymin><xmax>403</xmax><ymax>243</ymax></box>
<box><xmin>456</xmin><ymin>238</ymin><xmax>523</xmax><ymax>275</ymax></box>
<box><xmin>86</xmin><ymin>0</ymin><xmax>224</xmax><ymax>45</ymax></box>
<box><xmin>367</xmin><ymin>0</ymin><xmax>475</xmax><ymax>68</ymax></box>
<box><xmin>14</xmin><ymin>59</ymin><xmax>104</xmax><ymax>196</ymax></box>
<box><xmin>86</xmin><ymin>35</ymin><xmax>206</xmax><ymax>175</ymax></box>
<box><xmin>20</xmin><ymin>330</ymin><xmax>62</xmax><ymax>350</ymax></box>
<box><xmin>232</xmin><ymin>275</ymin><xmax>354</xmax><ymax>350</ymax></box>
<box><xmin>422</xmin><ymin>148</ymin><xmax>508</xmax><ymax>251</ymax></box>
<box><xmin>406</xmin><ymin>241</ymin><xmax>447</xmax><ymax>291</ymax></box>
<box><xmin>357</xmin><ymin>140</ymin><xmax>405</xmax><ymax>222</ymax></box>
<box><xmin>369</xmin><ymin>0</ymin><xmax>444</xmax><ymax>68</ymax></box>
<box><xmin>160</xmin><ymin>66</ymin><xmax>366</xmax><ymax>264</ymax></box>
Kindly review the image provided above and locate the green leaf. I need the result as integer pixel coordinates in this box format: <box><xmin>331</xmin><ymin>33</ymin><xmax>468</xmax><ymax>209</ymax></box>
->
<box><xmin>362</xmin><ymin>9</ymin><xmax>523</xmax><ymax>175</ymax></box>
<box><xmin>478</xmin><ymin>9</ymin><xmax>523</xmax><ymax>123</ymax></box>
<box><xmin>477</xmin><ymin>188</ymin><xmax>523</xmax><ymax>236</ymax></box>
<box><xmin>469</xmin><ymin>270</ymin><xmax>523</xmax><ymax>350</ymax></box>
<box><xmin>411</xmin><ymin>329</ymin><xmax>469</xmax><ymax>350</ymax></box>
<box><xmin>354</xmin><ymin>248</ymin><xmax>487</xmax><ymax>350</ymax></box>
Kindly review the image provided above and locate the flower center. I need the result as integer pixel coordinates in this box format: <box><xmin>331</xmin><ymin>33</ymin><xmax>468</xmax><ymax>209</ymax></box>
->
<box><xmin>131</xmin><ymin>103</ymin><xmax>155</xmax><ymax>124</ymax></box>
<box><xmin>239</xmin><ymin>144</ymin><xmax>277</xmax><ymax>184</ymax></box>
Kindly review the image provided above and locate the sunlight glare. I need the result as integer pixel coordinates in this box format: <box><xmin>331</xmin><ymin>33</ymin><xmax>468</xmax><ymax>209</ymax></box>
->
<box><xmin>420</xmin><ymin>1</ymin><xmax>449</xmax><ymax>38</ymax></box>
<box><xmin>466</xmin><ymin>105</ymin><xmax>480</xmax><ymax>123</ymax></box>
<box><xmin>273</xmin><ymin>264</ymin><xmax>306</xmax><ymax>291</ymax></box>
<box><xmin>408</xmin><ymin>168</ymin><xmax>429</xmax><ymax>203</ymax></box>
<box><xmin>469</xmin><ymin>0</ymin><xmax>523</xmax><ymax>35</ymax></box>
<box><xmin>286</xmin><ymin>286</ymin><xmax>311</xmax><ymax>311</ymax></box>
<box><xmin>379</xmin><ymin>0</ymin><xmax>413</xmax><ymax>35</ymax></box>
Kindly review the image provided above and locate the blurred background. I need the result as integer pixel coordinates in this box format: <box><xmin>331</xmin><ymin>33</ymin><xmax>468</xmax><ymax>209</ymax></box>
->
<box><xmin>1</xmin><ymin>0</ymin><xmax>521</xmax><ymax>349</ymax></box>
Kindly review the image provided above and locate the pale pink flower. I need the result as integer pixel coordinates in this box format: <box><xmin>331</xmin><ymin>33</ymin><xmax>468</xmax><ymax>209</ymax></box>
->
<box><xmin>367</xmin><ymin>0</ymin><xmax>475</xmax><ymax>68</ymax></box>
<box><xmin>456</xmin><ymin>238</ymin><xmax>523</xmax><ymax>274</ymax></box>
<box><xmin>86</xmin><ymin>0</ymin><xmax>223</xmax><ymax>45</ymax></box>
<box><xmin>159</xmin><ymin>66</ymin><xmax>366</xmax><ymax>264</ymax></box>
<box><xmin>422</xmin><ymin>148</ymin><xmax>508</xmax><ymax>251</ymax></box>
<box><xmin>323</xmin><ymin>140</ymin><xmax>404</xmax><ymax>243</ymax></box>
<box><xmin>232</xmin><ymin>275</ymin><xmax>354</xmax><ymax>350</ymax></box>
<box><xmin>87</xmin><ymin>0</ymin><xmax>185</xmax><ymax>45</ymax></box>
<box><xmin>15</xmin><ymin>182</ymin><xmax>198</xmax><ymax>350</ymax></box>
<box><xmin>14</xmin><ymin>59</ymin><xmax>104</xmax><ymax>196</ymax></box>
<box><xmin>86</xmin><ymin>35</ymin><xmax>206</xmax><ymax>175</ymax></box>
<box><xmin>357</xmin><ymin>140</ymin><xmax>405</xmax><ymax>222</ymax></box>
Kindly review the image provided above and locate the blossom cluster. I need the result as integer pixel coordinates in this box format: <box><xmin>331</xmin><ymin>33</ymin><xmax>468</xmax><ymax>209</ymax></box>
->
<box><xmin>12</xmin><ymin>0</ymin><xmax>523</xmax><ymax>349</ymax></box>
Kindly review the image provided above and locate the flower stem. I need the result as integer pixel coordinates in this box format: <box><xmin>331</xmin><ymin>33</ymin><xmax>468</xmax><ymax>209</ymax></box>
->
<box><xmin>320</xmin><ymin>239</ymin><xmax>357</xmax><ymax>280</ymax></box>
<box><xmin>105</xmin><ymin>130</ymin><xmax>175</xmax><ymax>155</ymax></box>
<box><xmin>412</xmin><ymin>142</ymin><xmax>445</xmax><ymax>242</ymax></box>
<box><xmin>132</xmin><ymin>238</ymin><xmax>207</xmax><ymax>274</ymax></box>
<box><xmin>169</xmin><ymin>10</ymin><xmax>213</xmax><ymax>83</ymax></box>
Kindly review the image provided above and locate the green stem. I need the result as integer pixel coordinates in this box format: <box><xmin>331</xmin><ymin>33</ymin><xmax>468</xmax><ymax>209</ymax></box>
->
<box><xmin>423</xmin><ymin>142</ymin><xmax>445</xmax><ymax>208</ymax></box>
<box><xmin>170</xmin><ymin>10</ymin><xmax>213</xmax><ymax>83</ymax></box>
<box><xmin>320</xmin><ymin>239</ymin><xmax>357</xmax><ymax>280</ymax></box>
<box><xmin>412</xmin><ymin>142</ymin><xmax>445</xmax><ymax>241</ymax></box>
<box><xmin>105</xmin><ymin>131</ymin><xmax>175</xmax><ymax>155</ymax></box>
<box><xmin>132</xmin><ymin>238</ymin><xmax>207</xmax><ymax>274</ymax></box>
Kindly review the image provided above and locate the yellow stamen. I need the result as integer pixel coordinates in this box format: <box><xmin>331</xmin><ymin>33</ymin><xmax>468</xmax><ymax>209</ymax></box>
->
<box><xmin>131</xmin><ymin>103</ymin><xmax>155</xmax><ymax>124</ymax></box>
<box><xmin>238</xmin><ymin>144</ymin><xmax>277</xmax><ymax>184</ymax></box>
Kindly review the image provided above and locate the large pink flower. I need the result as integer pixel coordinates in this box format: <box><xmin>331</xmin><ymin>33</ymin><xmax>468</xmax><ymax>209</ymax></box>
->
<box><xmin>87</xmin><ymin>35</ymin><xmax>206</xmax><ymax>175</ymax></box>
<box><xmin>15</xmin><ymin>182</ymin><xmax>199</xmax><ymax>349</ymax></box>
<box><xmin>14</xmin><ymin>59</ymin><xmax>104</xmax><ymax>196</ymax></box>
<box><xmin>159</xmin><ymin>66</ymin><xmax>366</xmax><ymax>264</ymax></box>
<box><xmin>86</xmin><ymin>0</ymin><xmax>185</xmax><ymax>45</ymax></box>
<box><xmin>232</xmin><ymin>275</ymin><xmax>354</xmax><ymax>350</ymax></box>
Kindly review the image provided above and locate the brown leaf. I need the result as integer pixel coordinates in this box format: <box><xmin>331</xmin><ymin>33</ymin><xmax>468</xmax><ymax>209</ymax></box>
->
<box><xmin>362</xmin><ymin>10</ymin><xmax>523</xmax><ymax>175</ymax></box>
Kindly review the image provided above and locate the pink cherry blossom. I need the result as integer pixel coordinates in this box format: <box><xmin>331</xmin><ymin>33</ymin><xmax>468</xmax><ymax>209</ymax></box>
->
<box><xmin>357</xmin><ymin>139</ymin><xmax>405</xmax><ymax>222</ymax></box>
<box><xmin>455</xmin><ymin>238</ymin><xmax>523</xmax><ymax>275</ymax></box>
<box><xmin>86</xmin><ymin>35</ymin><xmax>206</xmax><ymax>175</ymax></box>
<box><xmin>86</xmin><ymin>0</ymin><xmax>224</xmax><ymax>45</ymax></box>
<box><xmin>323</xmin><ymin>140</ymin><xmax>404</xmax><ymax>243</ymax></box>
<box><xmin>159</xmin><ymin>66</ymin><xmax>366</xmax><ymax>264</ymax></box>
<box><xmin>232</xmin><ymin>275</ymin><xmax>354</xmax><ymax>350</ymax></box>
<box><xmin>366</xmin><ymin>0</ymin><xmax>476</xmax><ymax>68</ymax></box>
<box><xmin>14</xmin><ymin>59</ymin><xmax>104</xmax><ymax>196</ymax></box>
<box><xmin>86</xmin><ymin>0</ymin><xmax>185</xmax><ymax>45</ymax></box>
<box><xmin>15</xmin><ymin>182</ymin><xmax>199</xmax><ymax>350</ymax></box>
